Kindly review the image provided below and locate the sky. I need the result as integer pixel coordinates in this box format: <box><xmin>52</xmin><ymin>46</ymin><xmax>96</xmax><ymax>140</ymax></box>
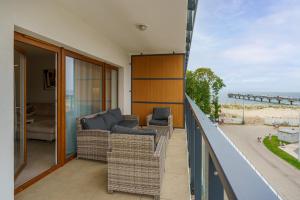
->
<box><xmin>188</xmin><ymin>0</ymin><xmax>300</xmax><ymax>93</ymax></box>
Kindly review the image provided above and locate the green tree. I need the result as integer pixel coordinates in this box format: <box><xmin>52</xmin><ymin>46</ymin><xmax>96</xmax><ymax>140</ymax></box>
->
<box><xmin>186</xmin><ymin>68</ymin><xmax>225</xmax><ymax>121</ymax></box>
<box><xmin>186</xmin><ymin>70</ymin><xmax>211</xmax><ymax>114</ymax></box>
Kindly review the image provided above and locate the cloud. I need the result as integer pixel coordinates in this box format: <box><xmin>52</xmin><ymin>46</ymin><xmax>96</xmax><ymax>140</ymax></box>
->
<box><xmin>200</xmin><ymin>0</ymin><xmax>247</xmax><ymax>19</ymax></box>
<box><xmin>188</xmin><ymin>0</ymin><xmax>300</xmax><ymax>92</ymax></box>
<box><xmin>213</xmin><ymin>0</ymin><xmax>246</xmax><ymax>18</ymax></box>
<box><xmin>222</xmin><ymin>42</ymin><xmax>297</xmax><ymax>64</ymax></box>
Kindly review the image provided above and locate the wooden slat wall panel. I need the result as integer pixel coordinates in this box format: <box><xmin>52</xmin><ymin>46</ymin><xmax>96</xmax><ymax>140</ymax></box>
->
<box><xmin>131</xmin><ymin>54</ymin><xmax>185</xmax><ymax>128</ymax></box>
<box><xmin>132</xmin><ymin>55</ymin><xmax>184</xmax><ymax>78</ymax></box>
<box><xmin>132</xmin><ymin>80</ymin><xmax>184</xmax><ymax>103</ymax></box>
<box><xmin>132</xmin><ymin>103</ymin><xmax>184</xmax><ymax>127</ymax></box>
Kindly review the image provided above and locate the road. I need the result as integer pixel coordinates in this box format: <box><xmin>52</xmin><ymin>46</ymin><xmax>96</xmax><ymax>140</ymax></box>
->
<box><xmin>220</xmin><ymin>125</ymin><xmax>300</xmax><ymax>200</ymax></box>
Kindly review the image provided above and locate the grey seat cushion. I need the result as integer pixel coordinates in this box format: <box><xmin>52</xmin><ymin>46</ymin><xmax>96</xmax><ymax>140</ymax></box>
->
<box><xmin>149</xmin><ymin>119</ymin><xmax>168</xmax><ymax>126</ymax></box>
<box><xmin>152</xmin><ymin>107</ymin><xmax>170</xmax><ymax>120</ymax></box>
<box><xmin>101</xmin><ymin>112</ymin><xmax>118</xmax><ymax>130</ymax></box>
<box><xmin>109</xmin><ymin>108</ymin><xmax>124</xmax><ymax>123</ymax></box>
<box><xmin>111</xmin><ymin>125</ymin><xmax>159</xmax><ymax>147</ymax></box>
<box><xmin>111</xmin><ymin>125</ymin><xmax>155</xmax><ymax>136</ymax></box>
<box><xmin>118</xmin><ymin>119</ymin><xmax>138</xmax><ymax>128</ymax></box>
<box><xmin>81</xmin><ymin>115</ymin><xmax>108</xmax><ymax>130</ymax></box>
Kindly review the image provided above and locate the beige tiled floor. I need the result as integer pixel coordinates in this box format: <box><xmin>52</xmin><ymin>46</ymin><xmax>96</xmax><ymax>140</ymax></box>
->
<box><xmin>15</xmin><ymin>129</ymin><xmax>191</xmax><ymax>200</ymax></box>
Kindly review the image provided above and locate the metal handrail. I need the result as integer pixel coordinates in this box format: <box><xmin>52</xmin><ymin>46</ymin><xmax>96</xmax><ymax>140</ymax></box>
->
<box><xmin>185</xmin><ymin>94</ymin><xmax>281</xmax><ymax>200</ymax></box>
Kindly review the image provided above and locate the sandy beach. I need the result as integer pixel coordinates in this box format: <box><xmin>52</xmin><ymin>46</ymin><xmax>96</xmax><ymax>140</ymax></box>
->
<box><xmin>221</xmin><ymin>104</ymin><xmax>300</xmax><ymax>125</ymax></box>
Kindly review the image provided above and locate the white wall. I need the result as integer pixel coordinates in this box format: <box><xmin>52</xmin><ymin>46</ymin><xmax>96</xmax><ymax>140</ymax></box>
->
<box><xmin>123</xmin><ymin>65</ymin><xmax>132</xmax><ymax>114</ymax></box>
<box><xmin>118</xmin><ymin>65</ymin><xmax>131</xmax><ymax>114</ymax></box>
<box><xmin>0</xmin><ymin>1</ymin><xmax>132</xmax><ymax>199</ymax></box>
<box><xmin>13</xmin><ymin>0</ymin><xmax>129</xmax><ymax>68</ymax></box>
<box><xmin>12</xmin><ymin>0</ymin><xmax>131</xmax><ymax>112</ymax></box>
<box><xmin>0</xmin><ymin>1</ymin><xmax>14</xmax><ymax>200</ymax></box>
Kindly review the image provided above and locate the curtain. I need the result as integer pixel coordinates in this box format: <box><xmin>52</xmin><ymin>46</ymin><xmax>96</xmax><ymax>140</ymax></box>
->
<box><xmin>105</xmin><ymin>69</ymin><xmax>118</xmax><ymax>110</ymax></box>
<box><xmin>65</xmin><ymin>57</ymin><xmax>102</xmax><ymax>157</ymax></box>
<box><xmin>105</xmin><ymin>69</ymin><xmax>111</xmax><ymax>110</ymax></box>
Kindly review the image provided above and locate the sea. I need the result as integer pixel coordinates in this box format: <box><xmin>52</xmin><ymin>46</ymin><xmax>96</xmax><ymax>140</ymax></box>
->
<box><xmin>220</xmin><ymin>91</ymin><xmax>300</xmax><ymax>106</ymax></box>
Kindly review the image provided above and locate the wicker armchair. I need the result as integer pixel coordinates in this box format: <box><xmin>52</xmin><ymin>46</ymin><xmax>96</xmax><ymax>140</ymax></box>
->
<box><xmin>146</xmin><ymin>108</ymin><xmax>173</xmax><ymax>138</ymax></box>
<box><xmin>107</xmin><ymin>133</ymin><xmax>167</xmax><ymax>200</ymax></box>
<box><xmin>76</xmin><ymin>111</ymin><xmax>139</xmax><ymax>162</ymax></box>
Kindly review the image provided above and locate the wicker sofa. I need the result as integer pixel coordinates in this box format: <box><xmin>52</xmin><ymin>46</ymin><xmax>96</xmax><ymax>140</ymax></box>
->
<box><xmin>146</xmin><ymin>107</ymin><xmax>173</xmax><ymax>138</ymax></box>
<box><xmin>76</xmin><ymin>109</ymin><xmax>139</xmax><ymax>162</ymax></box>
<box><xmin>107</xmin><ymin>130</ymin><xmax>167</xmax><ymax>200</ymax></box>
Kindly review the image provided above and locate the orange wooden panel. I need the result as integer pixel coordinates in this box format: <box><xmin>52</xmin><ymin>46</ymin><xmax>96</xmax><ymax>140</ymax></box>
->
<box><xmin>132</xmin><ymin>103</ymin><xmax>184</xmax><ymax>128</ymax></box>
<box><xmin>132</xmin><ymin>80</ymin><xmax>183</xmax><ymax>102</ymax></box>
<box><xmin>132</xmin><ymin>55</ymin><xmax>184</xmax><ymax>78</ymax></box>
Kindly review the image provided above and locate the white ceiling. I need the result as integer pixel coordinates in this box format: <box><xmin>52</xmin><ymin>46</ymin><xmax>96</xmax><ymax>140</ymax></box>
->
<box><xmin>56</xmin><ymin>0</ymin><xmax>187</xmax><ymax>55</ymax></box>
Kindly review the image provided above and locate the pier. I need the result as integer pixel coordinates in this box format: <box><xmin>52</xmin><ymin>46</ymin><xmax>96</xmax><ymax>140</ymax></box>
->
<box><xmin>228</xmin><ymin>93</ymin><xmax>300</xmax><ymax>105</ymax></box>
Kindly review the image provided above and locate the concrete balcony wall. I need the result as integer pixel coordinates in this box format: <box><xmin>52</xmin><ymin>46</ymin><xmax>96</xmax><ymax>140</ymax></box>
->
<box><xmin>12</xmin><ymin>0</ymin><xmax>132</xmax><ymax>114</ymax></box>
<box><xmin>0</xmin><ymin>2</ymin><xmax>14</xmax><ymax>200</ymax></box>
<box><xmin>13</xmin><ymin>0</ymin><xmax>129</xmax><ymax>68</ymax></box>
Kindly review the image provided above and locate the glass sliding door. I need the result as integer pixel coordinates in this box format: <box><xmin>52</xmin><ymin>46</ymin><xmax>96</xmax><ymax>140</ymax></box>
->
<box><xmin>14</xmin><ymin>50</ymin><xmax>27</xmax><ymax>178</ymax></box>
<box><xmin>65</xmin><ymin>56</ymin><xmax>103</xmax><ymax>158</ymax></box>
<box><xmin>14</xmin><ymin>36</ymin><xmax>59</xmax><ymax>190</ymax></box>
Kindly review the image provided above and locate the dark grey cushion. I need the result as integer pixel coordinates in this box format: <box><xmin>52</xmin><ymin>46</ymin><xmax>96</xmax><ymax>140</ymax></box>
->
<box><xmin>101</xmin><ymin>112</ymin><xmax>118</xmax><ymax>130</ymax></box>
<box><xmin>152</xmin><ymin>107</ymin><xmax>170</xmax><ymax>120</ymax></box>
<box><xmin>118</xmin><ymin>119</ymin><xmax>138</xmax><ymax>128</ymax></box>
<box><xmin>111</xmin><ymin>125</ymin><xmax>156</xmax><ymax>136</ymax></box>
<box><xmin>109</xmin><ymin>108</ymin><xmax>124</xmax><ymax>123</ymax></box>
<box><xmin>81</xmin><ymin>115</ymin><xmax>107</xmax><ymax>130</ymax></box>
<box><xmin>149</xmin><ymin>119</ymin><xmax>168</xmax><ymax>126</ymax></box>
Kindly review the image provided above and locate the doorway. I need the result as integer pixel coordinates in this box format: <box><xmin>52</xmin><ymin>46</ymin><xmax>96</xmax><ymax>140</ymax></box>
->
<box><xmin>14</xmin><ymin>39</ymin><xmax>58</xmax><ymax>189</ymax></box>
<box><xmin>13</xmin><ymin>32</ymin><xmax>119</xmax><ymax>193</ymax></box>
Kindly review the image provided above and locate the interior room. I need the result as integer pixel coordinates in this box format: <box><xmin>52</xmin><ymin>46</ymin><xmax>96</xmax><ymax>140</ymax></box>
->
<box><xmin>14</xmin><ymin>41</ymin><xmax>57</xmax><ymax>188</ymax></box>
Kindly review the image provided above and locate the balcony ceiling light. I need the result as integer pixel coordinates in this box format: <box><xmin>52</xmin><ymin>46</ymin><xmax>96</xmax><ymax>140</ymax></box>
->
<box><xmin>136</xmin><ymin>24</ymin><xmax>148</xmax><ymax>31</ymax></box>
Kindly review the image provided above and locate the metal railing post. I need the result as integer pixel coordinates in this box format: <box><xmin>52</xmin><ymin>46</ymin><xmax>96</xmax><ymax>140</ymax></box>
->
<box><xmin>208</xmin><ymin>155</ymin><xmax>224</xmax><ymax>200</ymax></box>
<box><xmin>190</xmin><ymin>113</ymin><xmax>196</xmax><ymax>194</ymax></box>
<box><xmin>194</xmin><ymin>125</ymin><xmax>202</xmax><ymax>200</ymax></box>
<box><xmin>185</xmin><ymin>99</ymin><xmax>194</xmax><ymax>193</ymax></box>
<box><xmin>189</xmin><ymin>107</ymin><xmax>193</xmax><ymax>163</ymax></box>
<box><xmin>185</xmin><ymin>99</ymin><xmax>191</xmax><ymax>166</ymax></box>
<box><xmin>185</xmin><ymin>99</ymin><xmax>191</xmax><ymax>158</ymax></box>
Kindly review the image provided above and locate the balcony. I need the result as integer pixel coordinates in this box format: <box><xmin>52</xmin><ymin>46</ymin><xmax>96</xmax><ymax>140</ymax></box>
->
<box><xmin>0</xmin><ymin>1</ymin><xmax>286</xmax><ymax>200</ymax></box>
<box><xmin>14</xmin><ymin>95</ymin><xmax>282</xmax><ymax>200</ymax></box>
<box><xmin>15</xmin><ymin>129</ymin><xmax>190</xmax><ymax>200</ymax></box>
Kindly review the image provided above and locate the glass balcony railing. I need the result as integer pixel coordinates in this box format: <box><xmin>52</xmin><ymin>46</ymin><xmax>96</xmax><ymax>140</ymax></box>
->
<box><xmin>185</xmin><ymin>94</ymin><xmax>282</xmax><ymax>200</ymax></box>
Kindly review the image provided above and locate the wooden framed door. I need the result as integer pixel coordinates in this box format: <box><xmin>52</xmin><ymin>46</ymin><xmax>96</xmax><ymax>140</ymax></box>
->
<box><xmin>13</xmin><ymin>32</ymin><xmax>120</xmax><ymax>194</ymax></box>
<box><xmin>14</xmin><ymin>49</ymin><xmax>27</xmax><ymax>180</ymax></box>
<box><xmin>14</xmin><ymin>32</ymin><xmax>63</xmax><ymax>194</ymax></box>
